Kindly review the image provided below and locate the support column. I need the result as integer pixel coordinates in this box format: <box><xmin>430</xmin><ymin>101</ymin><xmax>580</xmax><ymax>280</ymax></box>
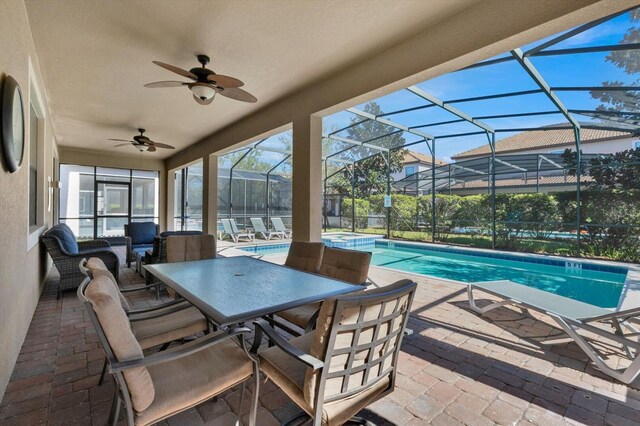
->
<box><xmin>292</xmin><ymin>116</ymin><xmax>323</xmax><ymax>242</ymax></box>
<box><xmin>202</xmin><ymin>154</ymin><xmax>218</xmax><ymax>237</ymax></box>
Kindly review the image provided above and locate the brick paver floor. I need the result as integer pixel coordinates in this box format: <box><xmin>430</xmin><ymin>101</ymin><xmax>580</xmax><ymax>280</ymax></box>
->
<box><xmin>1</xmin><ymin>246</ymin><xmax>640</xmax><ymax>425</ymax></box>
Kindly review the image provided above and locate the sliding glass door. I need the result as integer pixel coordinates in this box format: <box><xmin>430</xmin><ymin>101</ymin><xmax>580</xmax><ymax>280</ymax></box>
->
<box><xmin>174</xmin><ymin>161</ymin><xmax>203</xmax><ymax>231</ymax></box>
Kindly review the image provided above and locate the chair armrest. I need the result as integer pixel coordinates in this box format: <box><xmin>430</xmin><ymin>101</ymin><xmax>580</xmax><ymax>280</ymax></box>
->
<box><xmin>110</xmin><ymin>326</ymin><xmax>250</xmax><ymax>372</ymax></box>
<box><xmin>124</xmin><ymin>236</ymin><xmax>132</xmax><ymax>251</ymax></box>
<box><xmin>128</xmin><ymin>302</ymin><xmax>193</xmax><ymax>322</ymax></box>
<box><xmin>126</xmin><ymin>299</ymin><xmax>190</xmax><ymax>316</ymax></box>
<box><xmin>251</xmin><ymin>319</ymin><xmax>324</xmax><ymax>370</ymax></box>
<box><xmin>119</xmin><ymin>282</ymin><xmax>164</xmax><ymax>294</ymax></box>
<box><xmin>78</xmin><ymin>239</ymin><xmax>112</xmax><ymax>250</ymax></box>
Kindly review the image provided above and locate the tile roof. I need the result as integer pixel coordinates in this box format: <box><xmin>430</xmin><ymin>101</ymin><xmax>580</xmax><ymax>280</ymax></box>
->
<box><xmin>402</xmin><ymin>150</ymin><xmax>447</xmax><ymax>165</ymax></box>
<box><xmin>452</xmin><ymin>126</ymin><xmax>632</xmax><ymax>160</ymax></box>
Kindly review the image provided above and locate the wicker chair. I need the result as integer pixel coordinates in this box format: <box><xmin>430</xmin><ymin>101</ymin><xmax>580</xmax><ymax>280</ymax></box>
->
<box><xmin>41</xmin><ymin>223</ymin><xmax>119</xmax><ymax>298</ymax></box>
<box><xmin>251</xmin><ymin>279</ymin><xmax>417</xmax><ymax>426</ymax></box>
<box><xmin>143</xmin><ymin>230</ymin><xmax>204</xmax><ymax>285</ymax></box>
<box><xmin>124</xmin><ymin>222</ymin><xmax>159</xmax><ymax>269</ymax></box>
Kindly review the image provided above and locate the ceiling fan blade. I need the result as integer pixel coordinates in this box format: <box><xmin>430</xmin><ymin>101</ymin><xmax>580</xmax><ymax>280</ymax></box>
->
<box><xmin>108</xmin><ymin>138</ymin><xmax>132</xmax><ymax>142</ymax></box>
<box><xmin>147</xmin><ymin>141</ymin><xmax>175</xmax><ymax>149</ymax></box>
<box><xmin>217</xmin><ymin>87</ymin><xmax>257</xmax><ymax>103</ymax></box>
<box><xmin>193</xmin><ymin>94</ymin><xmax>215</xmax><ymax>105</ymax></box>
<box><xmin>152</xmin><ymin>61</ymin><xmax>197</xmax><ymax>80</ymax></box>
<box><xmin>207</xmin><ymin>74</ymin><xmax>244</xmax><ymax>88</ymax></box>
<box><xmin>144</xmin><ymin>81</ymin><xmax>189</xmax><ymax>88</ymax></box>
<box><xmin>147</xmin><ymin>145</ymin><xmax>157</xmax><ymax>152</ymax></box>
<box><xmin>114</xmin><ymin>143</ymin><xmax>132</xmax><ymax>148</ymax></box>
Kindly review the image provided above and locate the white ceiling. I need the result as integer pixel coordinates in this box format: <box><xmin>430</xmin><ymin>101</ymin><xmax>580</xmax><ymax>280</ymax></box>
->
<box><xmin>25</xmin><ymin>0</ymin><xmax>478</xmax><ymax>159</ymax></box>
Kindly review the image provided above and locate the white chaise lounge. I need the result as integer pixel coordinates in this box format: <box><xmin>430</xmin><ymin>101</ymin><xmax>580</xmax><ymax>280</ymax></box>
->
<box><xmin>468</xmin><ymin>280</ymin><xmax>640</xmax><ymax>384</ymax></box>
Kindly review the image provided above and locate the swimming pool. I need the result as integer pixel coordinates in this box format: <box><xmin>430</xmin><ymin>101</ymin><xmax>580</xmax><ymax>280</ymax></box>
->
<box><xmin>240</xmin><ymin>240</ymin><xmax>629</xmax><ymax>308</ymax></box>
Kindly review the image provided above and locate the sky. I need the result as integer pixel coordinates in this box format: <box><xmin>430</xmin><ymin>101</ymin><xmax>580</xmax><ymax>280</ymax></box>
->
<box><xmin>323</xmin><ymin>9</ymin><xmax>639</xmax><ymax>163</ymax></box>
<box><xmin>222</xmin><ymin>9</ymin><xmax>638</xmax><ymax>172</ymax></box>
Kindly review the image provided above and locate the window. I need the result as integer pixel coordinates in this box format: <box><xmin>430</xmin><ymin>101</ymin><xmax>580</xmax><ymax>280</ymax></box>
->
<box><xmin>29</xmin><ymin>105</ymin><xmax>38</xmax><ymax>227</ymax></box>
<box><xmin>59</xmin><ymin>165</ymin><xmax>159</xmax><ymax>240</ymax></box>
<box><xmin>174</xmin><ymin>161</ymin><xmax>203</xmax><ymax>231</ymax></box>
<box><xmin>405</xmin><ymin>165</ymin><xmax>416</xmax><ymax>177</ymax></box>
<box><xmin>549</xmin><ymin>149</ymin><xmax>565</xmax><ymax>154</ymax></box>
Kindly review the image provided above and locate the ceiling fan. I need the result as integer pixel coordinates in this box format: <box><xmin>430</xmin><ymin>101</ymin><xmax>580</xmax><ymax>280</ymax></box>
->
<box><xmin>144</xmin><ymin>54</ymin><xmax>257</xmax><ymax>105</ymax></box>
<box><xmin>109</xmin><ymin>129</ymin><xmax>175</xmax><ymax>152</ymax></box>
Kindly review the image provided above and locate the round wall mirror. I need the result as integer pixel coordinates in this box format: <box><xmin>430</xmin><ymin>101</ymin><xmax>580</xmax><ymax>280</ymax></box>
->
<box><xmin>1</xmin><ymin>76</ymin><xmax>25</xmax><ymax>173</ymax></box>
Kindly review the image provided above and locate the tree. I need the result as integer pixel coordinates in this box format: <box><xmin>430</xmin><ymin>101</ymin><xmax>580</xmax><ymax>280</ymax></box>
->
<box><xmin>328</xmin><ymin>102</ymin><xmax>407</xmax><ymax>198</ymax></box>
<box><xmin>590</xmin><ymin>10</ymin><xmax>640</xmax><ymax>122</ymax></box>
<box><xmin>220</xmin><ymin>149</ymin><xmax>273</xmax><ymax>172</ymax></box>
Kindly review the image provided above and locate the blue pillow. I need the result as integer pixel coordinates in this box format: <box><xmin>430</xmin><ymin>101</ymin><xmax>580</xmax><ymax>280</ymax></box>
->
<box><xmin>47</xmin><ymin>224</ymin><xmax>79</xmax><ymax>254</ymax></box>
<box><xmin>128</xmin><ymin>222</ymin><xmax>157</xmax><ymax>245</ymax></box>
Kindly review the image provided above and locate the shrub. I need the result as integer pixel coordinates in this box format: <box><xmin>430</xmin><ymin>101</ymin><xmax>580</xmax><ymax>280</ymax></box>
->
<box><xmin>341</xmin><ymin>198</ymin><xmax>370</xmax><ymax>229</ymax></box>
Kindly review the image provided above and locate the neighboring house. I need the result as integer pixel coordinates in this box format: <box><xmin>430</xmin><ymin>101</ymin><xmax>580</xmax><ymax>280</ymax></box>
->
<box><xmin>391</xmin><ymin>151</ymin><xmax>447</xmax><ymax>182</ymax></box>
<box><xmin>452</xmin><ymin>126</ymin><xmax>638</xmax><ymax>161</ymax></box>
<box><xmin>445</xmin><ymin>126</ymin><xmax>637</xmax><ymax>196</ymax></box>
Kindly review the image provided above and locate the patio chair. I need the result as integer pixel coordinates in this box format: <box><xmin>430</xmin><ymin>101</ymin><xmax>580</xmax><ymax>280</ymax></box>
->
<box><xmin>221</xmin><ymin>218</ymin><xmax>255</xmax><ymax>243</ymax></box>
<box><xmin>250</xmin><ymin>217</ymin><xmax>286</xmax><ymax>240</ymax></box>
<box><xmin>41</xmin><ymin>223</ymin><xmax>119</xmax><ymax>299</ymax></box>
<box><xmin>124</xmin><ymin>222</ymin><xmax>159</xmax><ymax>269</ymax></box>
<box><xmin>271</xmin><ymin>217</ymin><xmax>292</xmax><ymax>238</ymax></box>
<box><xmin>164</xmin><ymin>234</ymin><xmax>216</xmax><ymax>298</ymax></box>
<box><xmin>275</xmin><ymin>246</ymin><xmax>371</xmax><ymax>335</ymax></box>
<box><xmin>81</xmin><ymin>258</ymin><xmax>209</xmax><ymax>385</ymax></box>
<box><xmin>143</xmin><ymin>230</ymin><xmax>204</xmax><ymax>286</ymax></box>
<box><xmin>468</xmin><ymin>280</ymin><xmax>640</xmax><ymax>384</ymax></box>
<box><xmin>78</xmin><ymin>275</ymin><xmax>254</xmax><ymax>426</ymax></box>
<box><xmin>251</xmin><ymin>279</ymin><xmax>417</xmax><ymax>426</ymax></box>
<box><xmin>284</xmin><ymin>241</ymin><xmax>325</xmax><ymax>273</ymax></box>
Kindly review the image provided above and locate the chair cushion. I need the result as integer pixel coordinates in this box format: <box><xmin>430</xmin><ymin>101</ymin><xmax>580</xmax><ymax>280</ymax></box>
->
<box><xmin>260</xmin><ymin>332</ymin><xmax>388</xmax><ymax>425</ymax></box>
<box><xmin>86</xmin><ymin>258</ymin><xmax>130</xmax><ymax>311</ymax></box>
<box><xmin>158</xmin><ymin>230</ymin><xmax>204</xmax><ymax>238</ymax></box>
<box><xmin>136</xmin><ymin>332</ymin><xmax>253</xmax><ymax>426</ymax></box>
<box><xmin>133</xmin><ymin>307</ymin><xmax>208</xmax><ymax>350</ymax></box>
<box><xmin>277</xmin><ymin>302</ymin><xmax>321</xmax><ymax>329</ymax></box>
<box><xmin>85</xmin><ymin>276</ymin><xmax>154</xmax><ymax>412</ymax></box>
<box><xmin>285</xmin><ymin>242</ymin><xmax>324</xmax><ymax>273</ymax></box>
<box><xmin>128</xmin><ymin>222</ymin><xmax>157</xmax><ymax>245</ymax></box>
<box><xmin>318</xmin><ymin>247</ymin><xmax>371</xmax><ymax>284</ymax></box>
<box><xmin>165</xmin><ymin>235</ymin><xmax>216</xmax><ymax>263</ymax></box>
<box><xmin>46</xmin><ymin>223</ymin><xmax>79</xmax><ymax>254</ymax></box>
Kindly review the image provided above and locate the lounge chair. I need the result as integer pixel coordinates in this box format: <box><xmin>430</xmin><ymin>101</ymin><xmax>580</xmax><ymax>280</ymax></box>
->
<box><xmin>270</xmin><ymin>217</ymin><xmax>291</xmax><ymax>238</ymax></box>
<box><xmin>250</xmin><ymin>217</ymin><xmax>286</xmax><ymax>240</ymax></box>
<box><xmin>468</xmin><ymin>280</ymin><xmax>640</xmax><ymax>384</ymax></box>
<box><xmin>251</xmin><ymin>279</ymin><xmax>417</xmax><ymax>426</ymax></box>
<box><xmin>221</xmin><ymin>218</ymin><xmax>255</xmax><ymax>243</ymax></box>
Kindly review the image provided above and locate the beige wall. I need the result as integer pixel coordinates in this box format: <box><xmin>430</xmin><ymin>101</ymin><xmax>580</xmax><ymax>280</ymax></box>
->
<box><xmin>0</xmin><ymin>0</ymin><xmax>58</xmax><ymax>401</ymax></box>
<box><xmin>59</xmin><ymin>147</ymin><xmax>168</xmax><ymax>230</ymax></box>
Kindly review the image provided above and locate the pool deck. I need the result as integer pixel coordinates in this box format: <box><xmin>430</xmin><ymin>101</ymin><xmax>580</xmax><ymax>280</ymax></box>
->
<box><xmin>5</xmin><ymin>245</ymin><xmax>640</xmax><ymax>424</ymax></box>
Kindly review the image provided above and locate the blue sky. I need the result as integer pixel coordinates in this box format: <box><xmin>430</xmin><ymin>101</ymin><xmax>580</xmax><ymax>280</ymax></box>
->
<box><xmin>323</xmin><ymin>9</ymin><xmax>638</xmax><ymax>162</ymax></box>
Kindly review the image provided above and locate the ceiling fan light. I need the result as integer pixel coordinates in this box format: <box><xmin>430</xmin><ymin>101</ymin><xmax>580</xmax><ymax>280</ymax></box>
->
<box><xmin>190</xmin><ymin>83</ymin><xmax>217</xmax><ymax>101</ymax></box>
<box><xmin>136</xmin><ymin>144</ymin><xmax>148</xmax><ymax>152</ymax></box>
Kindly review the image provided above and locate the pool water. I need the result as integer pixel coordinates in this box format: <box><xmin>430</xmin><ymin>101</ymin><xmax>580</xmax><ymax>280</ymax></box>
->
<box><xmin>369</xmin><ymin>246</ymin><xmax>626</xmax><ymax>308</ymax></box>
<box><xmin>240</xmin><ymin>241</ymin><xmax>628</xmax><ymax>308</ymax></box>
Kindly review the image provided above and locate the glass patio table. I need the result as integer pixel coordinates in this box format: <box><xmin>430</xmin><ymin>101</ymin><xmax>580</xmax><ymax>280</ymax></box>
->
<box><xmin>144</xmin><ymin>256</ymin><xmax>360</xmax><ymax>327</ymax></box>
